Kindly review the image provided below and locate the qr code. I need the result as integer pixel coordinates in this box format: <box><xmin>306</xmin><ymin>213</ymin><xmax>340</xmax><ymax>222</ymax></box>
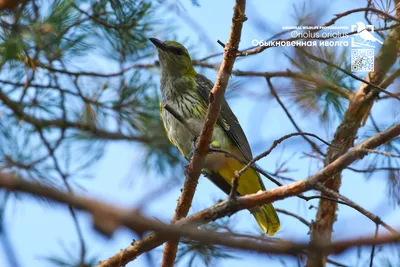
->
<box><xmin>351</xmin><ymin>49</ymin><xmax>374</xmax><ymax>72</ymax></box>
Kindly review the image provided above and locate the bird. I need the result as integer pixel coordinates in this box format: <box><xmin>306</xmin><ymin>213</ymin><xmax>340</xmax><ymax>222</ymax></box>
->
<box><xmin>150</xmin><ymin>38</ymin><xmax>280</xmax><ymax>236</ymax></box>
<box><xmin>355</xmin><ymin>22</ymin><xmax>383</xmax><ymax>45</ymax></box>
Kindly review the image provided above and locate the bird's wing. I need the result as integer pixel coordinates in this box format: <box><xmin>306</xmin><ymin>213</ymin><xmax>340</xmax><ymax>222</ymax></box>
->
<box><xmin>194</xmin><ymin>73</ymin><xmax>253</xmax><ymax>161</ymax></box>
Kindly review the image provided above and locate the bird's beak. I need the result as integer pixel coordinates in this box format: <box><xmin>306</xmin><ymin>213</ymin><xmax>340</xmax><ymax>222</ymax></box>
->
<box><xmin>149</xmin><ymin>38</ymin><xmax>167</xmax><ymax>51</ymax></box>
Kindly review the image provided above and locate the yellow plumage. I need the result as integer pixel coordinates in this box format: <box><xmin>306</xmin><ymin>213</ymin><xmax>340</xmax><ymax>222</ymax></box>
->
<box><xmin>160</xmin><ymin>103</ymin><xmax>280</xmax><ymax>236</ymax></box>
<box><xmin>215</xmin><ymin>148</ymin><xmax>280</xmax><ymax>235</ymax></box>
<box><xmin>152</xmin><ymin>38</ymin><xmax>280</xmax><ymax>235</ymax></box>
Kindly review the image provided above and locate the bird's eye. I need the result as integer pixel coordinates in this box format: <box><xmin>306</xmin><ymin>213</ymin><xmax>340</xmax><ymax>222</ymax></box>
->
<box><xmin>175</xmin><ymin>48</ymin><xmax>183</xmax><ymax>55</ymax></box>
<box><xmin>168</xmin><ymin>46</ymin><xmax>184</xmax><ymax>55</ymax></box>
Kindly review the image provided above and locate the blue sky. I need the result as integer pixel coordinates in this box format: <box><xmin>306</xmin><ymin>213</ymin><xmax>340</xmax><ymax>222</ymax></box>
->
<box><xmin>1</xmin><ymin>0</ymin><xmax>399</xmax><ymax>266</ymax></box>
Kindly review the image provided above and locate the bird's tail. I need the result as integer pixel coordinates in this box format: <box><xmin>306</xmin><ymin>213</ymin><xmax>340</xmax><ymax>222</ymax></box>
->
<box><xmin>376</xmin><ymin>38</ymin><xmax>383</xmax><ymax>44</ymax></box>
<box><xmin>213</xmin><ymin>155</ymin><xmax>281</xmax><ymax>236</ymax></box>
<box><xmin>252</xmin><ymin>203</ymin><xmax>280</xmax><ymax>236</ymax></box>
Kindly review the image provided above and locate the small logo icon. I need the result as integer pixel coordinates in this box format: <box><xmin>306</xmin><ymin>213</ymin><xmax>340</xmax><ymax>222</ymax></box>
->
<box><xmin>351</xmin><ymin>22</ymin><xmax>383</xmax><ymax>48</ymax></box>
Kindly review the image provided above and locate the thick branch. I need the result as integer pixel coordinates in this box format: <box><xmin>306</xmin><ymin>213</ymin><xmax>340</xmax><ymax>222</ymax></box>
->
<box><xmin>0</xmin><ymin>0</ymin><xmax>19</xmax><ymax>10</ymax></box>
<box><xmin>160</xmin><ymin>1</ymin><xmax>247</xmax><ymax>266</ymax></box>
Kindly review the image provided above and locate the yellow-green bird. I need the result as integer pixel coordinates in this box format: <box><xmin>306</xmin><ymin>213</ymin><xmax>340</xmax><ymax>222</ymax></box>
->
<box><xmin>150</xmin><ymin>38</ymin><xmax>280</xmax><ymax>236</ymax></box>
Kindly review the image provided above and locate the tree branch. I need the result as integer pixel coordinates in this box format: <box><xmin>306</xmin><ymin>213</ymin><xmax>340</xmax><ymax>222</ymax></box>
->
<box><xmin>0</xmin><ymin>89</ymin><xmax>150</xmax><ymax>142</ymax></box>
<box><xmin>160</xmin><ymin>1</ymin><xmax>248</xmax><ymax>266</ymax></box>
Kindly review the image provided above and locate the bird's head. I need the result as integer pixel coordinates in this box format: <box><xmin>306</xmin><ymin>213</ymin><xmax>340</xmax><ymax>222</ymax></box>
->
<box><xmin>150</xmin><ymin>38</ymin><xmax>196</xmax><ymax>77</ymax></box>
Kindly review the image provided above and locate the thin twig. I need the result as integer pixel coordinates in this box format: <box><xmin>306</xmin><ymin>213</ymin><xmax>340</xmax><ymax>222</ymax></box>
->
<box><xmin>315</xmin><ymin>183</ymin><xmax>397</xmax><ymax>234</ymax></box>
<box><xmin>326</xmin><ymin>258</ymin><xmax>349</xmax><ymax>267</ymax></box>
<box><xmin>236</xmin><ymin>132</ymin><xmax>337</xmax><ymax>180</ymax></box>
<box><xmin>347</xmin><ymin>166</ymin><xmax>400</xmax><ymax>173</ymax></box>
<box><xmin>275</xmin><ymin>208</ymin><xmax>310</xmax><ymax>227</ymax></box>
<box><xmin>217</xmin><ymin>39</ymin><xmax>226</xmax><ymax>48</ymax></box>
<box><xmin>358</xmin><ymin>148</ymin><xmax>400</xmax><ymax>158</ymax></box>
<box><xmin>369</xmin><ymin>224</ymin><xmax>379</xmax><ymax>267</ymax></box>
<box><xmin>266</xmin><ymin>78</ymin><xmax>326</xmax><ymax>156</ymax></box>
<box><xmin>302</xmin><ymin>194</ymin><xmax>351</xmax><ymax>208</ymax></box>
